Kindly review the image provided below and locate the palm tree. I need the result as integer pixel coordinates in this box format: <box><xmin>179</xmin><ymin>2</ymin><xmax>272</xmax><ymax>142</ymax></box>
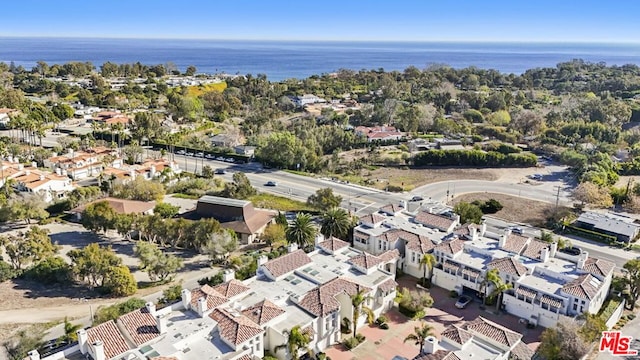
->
<box><xmin>419</xmin><ymin>253</ymin><xmax>436</xmax><ymax>287</ymax></box>
<box><xmin>490</xmin><ymin>281</ymin><xmax>513</xmax><ymax>311</ymax></box>
<box><xmin>286</xmin><ymin>213</ymin><xmax>316</xmax><ymax>249</ymax></box>
<box><xmin>404</xmin><ymin>321</ymin><xmax>435</xmax><ymax>354</ymax></box>
<box><xmin>350</xmin><ymin>289</ymin><xmax>374</xmax><ymax>338</ymax></box>
<box><xmin>480</xmin><ymin>268</ymin><xmax>501</xmax><ymax>306</ymax></box>
<box><xmin>59</xmin><ymin>317</ymin><xmax>82</xmax><ymax>344</ymax></box>
<box><xmin>320</xmin><ymin>207</ymin><xmax>352</xmax><ymax>239</ymax></box>
<box><xmin>274</xmin><ymin>325</ymin><xmax>311</xmax><ymax>360</ymax></box>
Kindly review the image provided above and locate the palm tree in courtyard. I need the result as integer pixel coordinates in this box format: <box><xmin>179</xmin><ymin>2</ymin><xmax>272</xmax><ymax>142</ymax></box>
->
<box><xmin>350</xmin><ymin>289</ymin><xmax>374</xmax><ymax>338</ymax></box>
<box><xmin>274</xmin><ymin>325</ymin><xmax>311</xmax><ymax>360</ymax></box>
<box><xmin>59</xmin><ymin>317</ymin><xmax>82</xmax><ymax>344</ymax></box>
<box><xmin>286</xmin><ymin>213</ymin><xmax>316</xmax><ymax>249</ymax></box>
<box><xmin>480</xmin><ymin>268</ymin><xmax>501</xmax><ymax>306</ymax></box>
<box><xmin>419</xmin><ymin>253</ymin><xmax>436</xmax><ymax>287</ymax></box>
<box><xmin>320</xmin><ymin>207</ymin><xmax>352</xmax><ymax>240</ymax></box>
<box><xmin>489</xmin><ymin>276</ymin><xmax>512</xmax><ymax>311</ymax></box>
<box><xmin>404</xmin><ymin>321</ymin><xmax>435</xmax><ymax>355</ymax></box>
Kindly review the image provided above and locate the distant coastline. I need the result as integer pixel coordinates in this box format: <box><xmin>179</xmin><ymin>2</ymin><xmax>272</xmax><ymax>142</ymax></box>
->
<box><xmin>1</xmin><ymin>37</ymin><xmax>640</xmax><ymax>81</ymax></box>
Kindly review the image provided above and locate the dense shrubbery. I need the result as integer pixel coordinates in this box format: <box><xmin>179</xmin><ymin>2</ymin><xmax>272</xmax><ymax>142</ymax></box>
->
<box><xmin>414</xmin><ymin>149</ymin><xmax>537</xmax><ymax>167</ymax></box>
<box><xmin>93</xmin><ymin>298</ymin><xmax>147</xmax><ymax>325</ymax></box>
<box><xmin>23</xmin><ymin>257</ymin><xmax>71</xmax><ymax>283</ymax></box>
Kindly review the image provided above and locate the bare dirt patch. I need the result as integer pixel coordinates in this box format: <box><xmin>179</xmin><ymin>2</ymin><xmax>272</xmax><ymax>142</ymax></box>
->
<box><xmin>452</xmin><ymin>192</ymin><xmax>570</xmax><ymax>226</ymax></box>
<box><xmin>0</xmin><ymin>279</ymin><xmax>105</xmax><ymax>311</ymax></box>
<box><xmin>366</xmin><ymin>167</ymin><xmax>501</xmax><ymax>190</ymax></box>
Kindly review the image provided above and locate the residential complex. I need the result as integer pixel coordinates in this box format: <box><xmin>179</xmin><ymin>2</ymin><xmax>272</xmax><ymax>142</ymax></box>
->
<box><xmin>30</xmin><ymin>239</ymin><xmax>398</xmax><ymax>360</ymax></box>
<box><xmin>354</xmin><ymin>203</ymin><xmax>615</xmax><ymax>328</ymax></box>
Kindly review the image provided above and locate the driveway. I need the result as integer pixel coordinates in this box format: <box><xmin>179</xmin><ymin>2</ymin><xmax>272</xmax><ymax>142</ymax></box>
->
<box><xmin>325</xmin><ymin>276</ymin><xmax>543</xmax><ymax>360</ymax></box>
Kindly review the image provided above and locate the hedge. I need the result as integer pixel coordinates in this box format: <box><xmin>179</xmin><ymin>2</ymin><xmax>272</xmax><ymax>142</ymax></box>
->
<box><xmin>413</xmin><ymin>149</ymin><xmax>537</xmax><ymax>167</ymax></box>
<box><xmin>562</xmin><ymin>223</ymin><xmax>618</xmax><ymax>244</ymax></box>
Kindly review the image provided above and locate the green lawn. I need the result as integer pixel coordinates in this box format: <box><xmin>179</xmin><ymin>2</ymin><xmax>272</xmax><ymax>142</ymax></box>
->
<box><xmin>249</xmin><ymin>193</ymin><xmax>315</xmax><ymax>212</ymax></box>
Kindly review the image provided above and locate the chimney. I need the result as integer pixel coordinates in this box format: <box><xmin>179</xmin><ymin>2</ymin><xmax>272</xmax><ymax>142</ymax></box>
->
<box><xmin>150</xmin><ymin>165</ymin><xmax>156</xmax><ymax>177</ymax></box>
<box><xmin>470</xmin><ymin>226</ymin><xmax>478</xmax><ymax>241</ymax></box>
<box><xmin>145</xmin><ymin>301</ymin><xmax>156</xmax><ymax>315</ymax></box>
<box><xmin>31</xmin><ymin>161</ymin><xmax>37</xmax><ymax>168</ymax></box>
<box><xmin>68</xmin><ymin>148</ymin><xmax>74</xmax><ymax>154</ymax></box>
<box><xmin>550</xmin><ymin>242</ymin><xmax>558</xmax><ymax>258</ymax></box>
<box><xmin>92</xmin><ymin>341</ymin><xmax>105</xmax><ymax>360</ymax></box>
<box><xmin>423</xmin><ymin>335</ymin><xmax>439</xmax><ymax>354</ymax></box>
<box><xmin>156</xmin><ymin>314</ymin><xmax>168</xmax><ymax>334</ymax></box>
<box><xmin>453</xmin><ymin>214</ymin><xmax>461</xmax><ymax>225</ymax></box>
<box><xmin>223</xmin><ymin>269</ymin><xmax>235</xmax><ymax>282</ymax></box>
<box><xmin>39</xmin><ymin>174</ymin><xmax>45</xmax><ymax>181</ymax></box>
<box><xmin>27</xmin><ymin>350</ymin><xmax>40</xmax><ymax>360</ymax></box>
<box><xmin>287</xmin><ymin>243</ymin><xmax>298</xmax><ymax>253</ymax></box>
<box><xmin>197</xmin><ymin>296</ymin><xmax>208</xmax><ymax>316</ymax></box>
<box><xmin>77</xmin><ymin>329</ymin><xmax>88</xmax><ymax>354</ymax></box>
<box><xmin>480</xmin><ymin>222</ymin><xmax>487</xmax><ymax>237</ymax></box>
<box><xmin>540</xmin><ymin>247</ymin><xmax>550</xmax><ymax>263</ymax></box>
<box><xmin>257</xmin><ymin>255</ymin><xmax>269</xmax><ymax>267</ymax></box>
<box><xmin>55</xmin><ymin>168</ymin><xmax>62</xmax><ymax>176</ymax></box>
<box><xmin>181</xmin><ymin>288</ymin><xmax>192</xmax><ymax>310</ymax></box>
<box><xmin>400</xmin><ymin>200</ymin><xmax>407</xmax><ymax>209</ymax></box>
<box><xmin>577</xmin><ymin>251</ymin><xmax>589</xmax><ymax>269</ymax></box>
<box><xmin>315</xmin><ymin>233</ymin><xmax>325</xmax><ymax>246</ymax></box>
<box><xmin>499</xmin><ymin>235</ymin><xmax>507</xmax><ymax>248</ymax></box>
<box><xmin>129</xmin><ymin>169</ymin><xmax>136</xmax><ymax>179</ymax></box>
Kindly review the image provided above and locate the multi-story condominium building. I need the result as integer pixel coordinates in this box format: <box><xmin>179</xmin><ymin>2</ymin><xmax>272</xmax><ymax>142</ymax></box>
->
<box><xmin>354</xmin><ymin>204</ymin><xmax>615</xmax><ymax>328</ymax></box>
<box><xmin>44</xmin><ymin>146</ymin><xmax>122</xmax><ymax>180</ymax></box>
<box><xmin>29</xmin><ymin>238</ymin><xmax>398</xmax><ymax>360</ymax></box>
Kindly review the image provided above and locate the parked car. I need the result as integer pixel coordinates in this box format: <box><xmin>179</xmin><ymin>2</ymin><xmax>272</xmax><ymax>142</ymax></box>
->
<box><xmin>216</xmin><ymin>156</ymin><xmax>225</xmax><ymax>161</ymax></box>
<box><xmin>186</xmin><ymin>152</ymin><xmax>195</xmax><ymax>157</ymax></box>
<box><xmin>224</xmin><ymin>158</ymin><xmax>235</xmax><ymax>163</ymax></box>
<box><xmin>196</xmin><ymin>152</ymin><xmax>204</xmax><ymax>157</ymax></box>
<box><xmin>529</xmin><ymin>174</ymin><xmax>543</xmax><ymax>180</ymax></box>
<box><xmin>176</xmin><ymin>150</ymin><xmax>186</xmax><ymax>155</ymax></box>
<box><xmin>509</xmin><ymin>227</ymin><xmax>524</xmax><ymax>235</ymax></box>
<box><xmin>410</xmin><ymin>196</ymin><xmax>424</xmax><ymax>202</ymax></box>
<box><xmin>265</xmin><ymin>181</ymin><xmax>277</xmax><ymax>186</ymax></box>
<box><xmin>214</xmin><ymin>169</ymin><xmax>226</xmax><ymax>175</ymax></box>
<box><xmin>455</xmin><ymin>295</ymin><xmax>472</xmax><ymax>309</ymax></box>
<box><xmin>205</xmin><ymin>154</ymin><xmax>214</xmax><ymax>159</ymax></box>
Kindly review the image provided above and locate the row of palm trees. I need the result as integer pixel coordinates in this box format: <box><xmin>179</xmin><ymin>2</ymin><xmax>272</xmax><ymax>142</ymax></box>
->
<box><xmin>284</xmin><ymin>207</ymin><xmax>356</xmax><ymax>250</ymax></box>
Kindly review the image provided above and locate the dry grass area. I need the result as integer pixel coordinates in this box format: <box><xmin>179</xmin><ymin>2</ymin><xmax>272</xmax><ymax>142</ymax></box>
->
<box><xmin>0</xmin><ymin>279</ymin><xmax>108</xmax><ymax>311</ymax></box>
<box><xmin>367</xmin><ymin>167</ymin><xmax>501</xmax><ymax>190</ymax></box>
<box><xmin>452</xmin><ymin>192</ymin><xmax>570</xmax><ymax>226</ymax></box>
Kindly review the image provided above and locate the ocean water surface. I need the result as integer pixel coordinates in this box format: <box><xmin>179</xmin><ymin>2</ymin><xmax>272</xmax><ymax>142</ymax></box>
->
<box><xmin>1</xmin><ymin>37</ymin><xmax>640</xmax><ymax>81</ymax></box>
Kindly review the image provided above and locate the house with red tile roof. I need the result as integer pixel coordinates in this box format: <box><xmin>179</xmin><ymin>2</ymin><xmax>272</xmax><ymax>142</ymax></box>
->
<box><xmin>2</xmin><ymin>161</ymin><xmax>77</xmax><ymax>203</ymax></box>
<box><xmin>354</xmin><ymin>125</ymin><xmax>404</xmax><ymax>142</ymax></box>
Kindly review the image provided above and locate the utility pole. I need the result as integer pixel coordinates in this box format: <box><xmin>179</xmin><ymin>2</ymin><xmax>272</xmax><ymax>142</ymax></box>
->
<box><xmin>555</xmin><ymin>186</ymin><xmax>561</xmax><ymax>211</ymax></box>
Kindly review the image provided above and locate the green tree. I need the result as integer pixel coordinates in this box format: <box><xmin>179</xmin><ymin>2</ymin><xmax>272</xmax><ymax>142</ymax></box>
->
<box><xmin>537</xmin><ymin>319</ymin><xmax>589</xmax><ymax>360</ymax></box>
<box><xmin>154</xmin><ymin>202</ymin><xmax>180</xmax><ymax>219</ymax></box>
<box><xmin>3</xmin><ymin>227</ymin><xmax>59</xmax><ymax>270</ymax></box>
<box><xmin>454</xmin><ymin>201</ymin><xmax>483</xmax><ymax>224</ymax></box>
<box><xmin>578</xmin><ymin>313</ymin><xmax>607</xmax><ymax>343</ymax></box>
<box><xmin>286</xmin><ymin>213</ymin><xmax>316</xmax><ymax>249</ymax></box>
<box><xmin>220</xmin><ymin>172</ymin><xmax>256</xmax><ymax>199</ymax></box>
<box><xmin>419</xmin><ymin>253</ymin><xmax>436</xmax><ymax>287</ymax></box>
<box><xmin>3</xmin><ymin>325</ymin><xmax>46</xmax><ymax>360</ymax></box>
<box><xmin>404</xmin><ymin>322</ymin><xmax>435</xmax><ymax>355</ymax></box>
<box><xmin>112</xmin><ymin>176</ymin><xmax>165</xmax><ymax>202</ymax></box>
<box><xmin>51</xmin><ymin>103</ymin><xmax>74</xmax><ymax>122</ymax></box>
<box><xmin>201</xmin><ymin>165</ymin><xmax>214</xmax><ymax>178</ymax></box>
<box><xmin>82</xmin><ymin>200</ymin><xmax>117</xmax><ymax>233</ymax></box>
<box><xmin>60</xmin><ymin>317</ymin><xmax>82</xmax><ymax>343</ymax></box>
<box><xmin>320</xmin><ymin>207</ymin><xmax>352</xmax><ymax>240</ymax></box>
<box><xmin>185</xmin><ymin>65</ymin><xmax>197</xmax><ymax>76</ymax></box>
<box><xmin>624</xmin><ymin>258</ymin><xmax>640</xmax><ymax>308</ymax></box>
<box><xmin>261</xmin><ymin>223</ymin><xmax>287</xmax><ymax>249</ymax></box>
<box><xmin>93</xmin><ymin>298</ymin><xmax>146</xmax><ymax>325</ymax></box>
<box><xmin>274</xmin><ymin>325</ymin><xmax>312</xmax><ymax>360</ymax></box>
<box><xmin>202</xmin><ymin>230</ymin><xmax>238</xmax><ymax>265</ymax></box>
<box><xmin>480</xmin><ymin>268</ymin><xmax>501</xmax><ymax>306</ymax></box>
<box><xmin>103</xmin><ymin>265</ymin><xmax>137</xmax><ymax>296</ymax></box>
<box><xmin>351</xmin><ymin>289</ymin><xmax>374</xmax><ymax>338</ymax></box>
<box><xmin>68</xmin><ymin>243</ymin><xmax>122</xmax><ymax>288</ymax></box>
<box><xmin>8</xmin><ymin>194</ymin><xmax>49</xmax><ymax>224</ymax></box>
<box><xmin>133</xmin><ymin>241</ymin><xmax>183</xmax><ymax>281</ymax></box>
<box><xmin>24</xmin><ymin>256</ymin><xmax>70</xmax><ymax>284</ymax></box>
<box><xmin>160</xmin><ymin>284</ymin><xmax>183</xmax><ymax>305</ymax></box>
<box><xmin>307</xmin><ymin>188</ymin><xmax>343</xmax><ymax>211</ymax></box>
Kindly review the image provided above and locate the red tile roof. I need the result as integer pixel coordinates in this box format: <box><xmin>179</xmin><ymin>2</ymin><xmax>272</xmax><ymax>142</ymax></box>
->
<box><xmin>349</xmin><ymin>252</ymin><xmax>383</xmax><ymax>270</ymax></box>
<box><xmin>377</xmin><ymin>278</ymin><xmax>398</xmax><ymax>292</ymax></box>
<box><xmin>583</xmin><ymin>257</ymin><xmax>615</xmax><ymax>278</ymax></box>
<box><xmin>86</xmin><ymin>320</ymin><xmax>130</xmax><ymax>360</ymax></box>
<box><xmin>212</xmin><ymin>279</ymin><xmax>250</xmax><ymax>298</ymax></box>
<box><xmin>521</xmin><ymin>239</ymin><xmax>548</xmax><ymax>260</ymax></box>
<box><xmin>562</xmin><ymin>273</ymin><xmax>602</xmax><ymax>300</ymax></box>
<box><xmin>209</xmin><ymin>308</ymin><xmax>264</xmax><ymax>346</ymax></box>
<box><xmin>242</xmin><ymin>299</ymin><xmax>286</xmax><ymax>325</ymax></box>
<box><xmin>70</xmin><ymin>197</ymin><xmax>155</xmax><ymax>215</ymax></box>
<box><xmin>262</xmin><ymin>249</ymin><xmax>312</xmax><ymax>278</ymax></box>
<box><xmin>414</xmin><ymin>211</ymin><xmax>456</xmax><ymax>231</ymax></box>
<box><xmin>190</xmin><ymin>285</ymin><xmax>229</xmax><ymax>310</ymax></box>
<box><xmin>511</xmin><ymin>341</ymin><xmax>536</xmax><ymax>360</ymax></box>
<box><xmin>487</xmin><ymin>257</ymin><xmax>528</xmax><ymax>277</ymax></box>
<box><xmin>318</xmin><ymin>236</ymin><xmax>350</xmax><ymax>252</ymax></box>
<box><xmin>378</xmin><ymin>249</ymin><xmax>400</xmax><ymax>263</ymax></box>
<box><xmin>464</xmin><ymin>316</ymin><xmax>522</xmax><ymax>348</ymax></box>
<box><xmin>118</xmin><ymin>307</ymin><xmax>161</xmax><ymax>346</ymax></box>
<box><xmin>441</xmin><ymin>326</ymin><xmax>473</xmax><ymax>345</ymax></box>
<box><xmin>299</xmin><ymin>277</ymin><xmax>371</xmax><ymax>317</ymax></box>
<box><xmin>380</xmin><ymin>203</ymin><xmax>403</xmax><ymax>214</ymax></box>
<box><xmin>359</xmin><ymin>213</ymin><xmax>385</xmax><ymax>225</ymax></box>
<box><xmin>434</xmin><ymin>238</ymin><xmax>465</xmax><ymax>255</ymax></box>
<box><xmin>502</xmin><ymin>233</ymin><xmax>529</xmax><ymax>254</ymax></box>
<box><xmin>413</xmin><ymin>351</ymin><xmax>460</xmax><ymax>360</ymax></box>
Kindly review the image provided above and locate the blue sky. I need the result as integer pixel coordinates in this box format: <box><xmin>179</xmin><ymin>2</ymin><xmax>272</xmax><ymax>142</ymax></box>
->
<box><xmin>2</xmin><ymin>0</ymin><xmax>639</xmax><ymax>42</ymax></box>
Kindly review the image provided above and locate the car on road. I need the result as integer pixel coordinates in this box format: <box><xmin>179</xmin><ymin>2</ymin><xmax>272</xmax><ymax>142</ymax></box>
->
<box><xmin>205</xmin><ymin>153</ymin><xmax>214</xmax><ymax>159</ymax></box>
<box><xmin>224</xmin><ymin>158</ymin><xmax>235</xmax><ymax>163</ymax></box>
<box><xmin>214</xmin><ymin>169</ymin><xmax>226</xmax><ymax>175</ymax></box>
<box><xmin>186</xmin><ymin>152</ymin><xmax>195</xmax><ymax>157</ymax></box>
<box><xmin>410</xmin><ymin>196</ymin><xmax>424</xmax><ymax>202</ymax></box>
<box><xmin>559</xmin><ymin>246</ymin><xmax>581</xmax><ymax>256</ymax></box>
<box><xmin>529</xmin><ymin>174</ymin><xmax>543</xmax><ymax>180</ymax></box>
<box><xmin>215</xmin><ymin>156</ymin><xmax>225</xmax><ymax>161</ymax></box>
<box><xmin>176</xmin><ymin>150</ymin><xmax>186</xmax><ymax>155</ymax></box>
<box><xmin>265</xmin><ymin>181</ymin><xmax>277</xmax><ymax>186</ymax></box>
<box><xmin>509</xmin><ymin>226</ymin><xmax>524</xmax><ymax>235</ymax></box>
<box><xmin>455</xmin><ymin>295</ymin><xmax>472</xmax><ymax>309</ymax></box>
<box><xmin>196</xmin><ymin>152</ymin><xmax>204</xmax><ymax>157</ymax></box>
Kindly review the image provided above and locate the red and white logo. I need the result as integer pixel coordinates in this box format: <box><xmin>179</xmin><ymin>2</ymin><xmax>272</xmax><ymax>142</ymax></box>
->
<box><xmin>600</xmin><ymin>331</ymin><xmax>638</xmax><ymax>356</ymax></box>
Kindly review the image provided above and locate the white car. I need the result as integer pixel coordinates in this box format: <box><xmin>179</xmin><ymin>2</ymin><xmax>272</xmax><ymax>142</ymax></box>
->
<box><xmin>455</xmin><ymin>295</ymin><xmax>472</xmax><ymax>309</ymax></box>
<box><xmin>176</xmin><ymin>150</ymin><xmax>186</xmax><ymax>155</ymax></box>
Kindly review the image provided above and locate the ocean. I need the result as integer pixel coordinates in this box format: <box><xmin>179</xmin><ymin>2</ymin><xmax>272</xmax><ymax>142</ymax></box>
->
<box><xmin>1</xmin><ymin>37</ymin><xmax>640</xmax><ymax>81</ymax></box>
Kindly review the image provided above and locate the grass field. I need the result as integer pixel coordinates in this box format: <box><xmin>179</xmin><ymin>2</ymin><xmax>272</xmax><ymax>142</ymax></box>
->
<box><xmin>249</xmin><ymin>193</ymin><xmax>315</xmax><ymax>212</ymax></box>
<box><xmin>186</xmin><ymin>82</ymin><xmax>227</xmax><ymax>96</ymax></box>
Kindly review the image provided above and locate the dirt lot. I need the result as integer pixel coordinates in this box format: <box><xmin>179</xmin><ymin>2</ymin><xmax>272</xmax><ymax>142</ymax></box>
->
<box><xmin>452</xmin><ymin>192</ymin><xmax>570</xmax><ymax>226</ymax></box>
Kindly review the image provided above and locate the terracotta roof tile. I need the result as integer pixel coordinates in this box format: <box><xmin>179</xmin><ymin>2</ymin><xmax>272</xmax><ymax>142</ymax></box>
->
<box><xmin>299</xmin><ymin>277</ymin><xmax>371</xmax><ymax>317</ymax></box>
<box><xmin>241</xmin><ymin>299</ymin><xmax>286</xmax><ymax>325</ymax></box>
<box><xmin>209</xmin><ymin>308</ymin><xmax>264</xmax><ymax>346</ymax></box>
<box><xmin>441</xmin><ymin>326</ymin><xmax>473</xmax><ymax>345</ymax></box>
<box><xmin>378</xmin><ymin>249</ymin><xmax>400</xmax><ymax>263</ymax></box>
<box><xmin>349</xmin><ymin>252</ymin><xmax>383</xmax><ymax>270</ymax></box>
<box><xmin>359</xmin><ymin>213</ymin><xmax>385</xmax><ymax>226</ymax></box>
<box><xmin>502</xmin><ymin>233</ymin><xmax>530</xmax><ymax>254</ymax></box>
<box><xmin>150</xmin><ymin>357</ymin><xmax>179</xmax><ymax>360</ymax></box>
<box><xmin>118</xmin><ymin>307</ymin><xmax>161</xmax><ymax>346</ymax></box>
<box><xmin>212</xmin><ymin>279</ymin><xmax>251</xmax><ymax>298</ymax></box>
<box><xmin>562</xmin><ymin>273</ymin><xmax>602</xmax><ymax>300</ymax></box>
<box><xmin>434</xmin><ymin>238</ymin><xmax>465</xmax><ymax>255</ymax></box>
<box><xmin>464</xmin><ymin>316</ymin><xmax>522</xmax><ymax>347</ymax></box>
<box><xmin>377</xmin><ymin>278</ymin><xmax>398</xmax><ymax>292</ymax></box>
<box><xmin>190</xmin><ymin>285</ymin><xmax>229</xmax><ymax>310</ymax></box>
<box><xmin>511</xmin><ymin>341</ymin><xmax>536</xmax><ymax>360</ymax></box>
<box><xmin>414</xmin><ymin>211</ymin><xmax>456</xmax><ymax>231</ymax></box>
<box><xmin>86</xmin><ymin>320</ymin><xmax>130</xmax><ymax>360</ymax></box>
<box><xmin>262</xmin><ymin>249</ymin><xmax>312</xmax><ymax>278</ymax></box>
<box><xmin>540</xmin><ymin>294</ymin><xmax>563</xmax><ymax>308</ymax></box>
<box><xmin>521</xmin><ymin>239</ymin><xmax>548</xmax><ymax>260</ymax></box>
<box><xmin>583</xmin><ymin>257</ymin><xmax>615</xmax><ymax>278</ymax></box>
<box><xmin>487</xmin><ymin>257</ymin><xmax>528</xmax><ymax>277</ymax></box>
<box><xmin>413</xmin><ymin>350</ymin><xmax>459</xmax><ymax>360</ymax></box>
<box><xmin>515</xmin><ymin>286</ymin><xmax>537</xmax><ymax>299</ymax></box>
<box><xmin>380</xmin><ymin>203</ymin><xmax>403</xmax><ymax>214</ymax></box>
<box><xmin>318</xmin><ymin>236</ymin><xmax>350</xmax><ymax>252</ymax></box>
<box><xmin>70</xmin><ymin>197</ymin><xmax>155</xmax><ymax>215</ymax></box>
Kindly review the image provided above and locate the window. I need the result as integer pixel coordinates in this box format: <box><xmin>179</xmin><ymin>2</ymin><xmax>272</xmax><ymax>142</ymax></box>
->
<box><xmin>411</xmin><ymin>252</ymin><xmax>416</xmax><ymax>263</ymax></box>
<box><xmin>255</xmin><ymin>337</ymin><xmax>261</xmax><ymax>351</ymax></box>
<box><xmin>573</xmin><ymin>303</ymin><xmax>578</xmax><ymax>311</ymax></box>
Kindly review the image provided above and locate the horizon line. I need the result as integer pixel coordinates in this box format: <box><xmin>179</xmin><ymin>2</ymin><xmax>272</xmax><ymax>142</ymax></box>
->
<box><xmin>1</xmin><ymin>35</ymin><xmax>639</xmax><ymax>45</ymax></box>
